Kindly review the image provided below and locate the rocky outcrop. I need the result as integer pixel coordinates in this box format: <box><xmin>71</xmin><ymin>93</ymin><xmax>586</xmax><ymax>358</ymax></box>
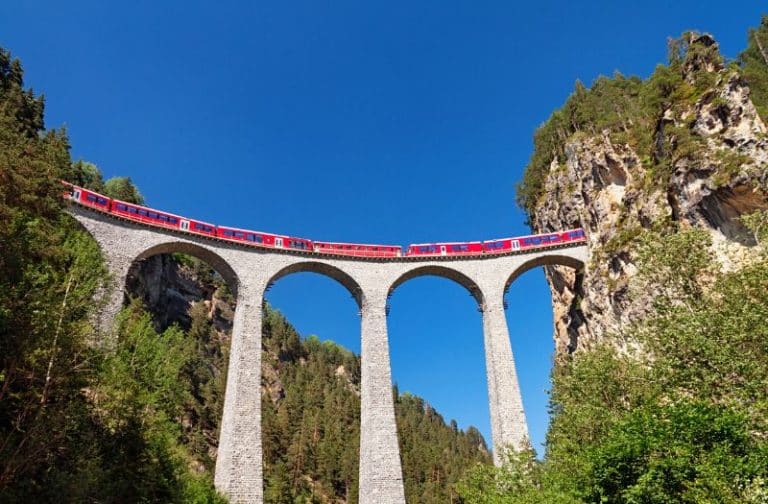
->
<box><xmin>530</xmin><ymin>36</ymin><xmax>768</xmax><ymax>354</ymax></box>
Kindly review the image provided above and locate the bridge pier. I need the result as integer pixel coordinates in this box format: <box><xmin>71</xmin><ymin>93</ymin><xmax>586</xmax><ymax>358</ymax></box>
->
<box><xmin>482</xmin><ymin>294</ymin><xmax>529</xmax><ymax>464</ymax></box>
<box><xmin>359</xmin><ymin>290</ymin><xmax>406</xmax><ymax>504</ymax></box>
<box><xmin>215</xmin><ymin>285</ymin><xmax>265</xmax><ymax>503</ymax></box>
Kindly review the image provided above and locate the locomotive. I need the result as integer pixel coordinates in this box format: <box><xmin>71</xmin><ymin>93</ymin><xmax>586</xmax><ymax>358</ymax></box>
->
<box><xmin>64</xmin><ymin>182</ymin><xmax>586</xmax><ymax>258</ymax></box>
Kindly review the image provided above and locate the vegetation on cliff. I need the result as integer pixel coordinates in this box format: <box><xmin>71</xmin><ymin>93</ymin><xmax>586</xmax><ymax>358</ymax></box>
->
<box><xmin>516</xmin><ymin>17</ymin><xmax>768</xmax><ymax>218</ymax></box>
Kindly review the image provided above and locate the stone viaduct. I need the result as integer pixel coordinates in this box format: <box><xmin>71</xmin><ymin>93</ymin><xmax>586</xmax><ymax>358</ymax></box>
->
<box><xmin>69</xmin><ymin>203</ymin><xmax>588</xmax><ymax>504</ymax></box>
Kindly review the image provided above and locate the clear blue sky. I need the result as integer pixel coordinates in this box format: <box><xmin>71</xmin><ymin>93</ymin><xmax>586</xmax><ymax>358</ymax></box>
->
<box><xmin>2</xmin><ymin>1</ymin><xmax>764</xmax><ymax>455</ymax></box>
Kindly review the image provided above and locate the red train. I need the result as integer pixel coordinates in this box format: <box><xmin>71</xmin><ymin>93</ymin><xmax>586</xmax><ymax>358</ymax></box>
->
<box><xmin>63</xmin><ymin>182</ymin><xmax>586</xmax><ymax>258</ymax></box>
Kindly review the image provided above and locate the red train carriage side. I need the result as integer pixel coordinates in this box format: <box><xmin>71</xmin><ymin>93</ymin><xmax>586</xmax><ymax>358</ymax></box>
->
<box><xmin>483</xmin><ymin>228</ymin><xmax>586</xmax><ymax>253</ymax></box>
<box><xmin>515</xmin><ymin>228</ymin><xmax>585</xmax><ymax>250</ymax></box>
<box><xmin>405</xmin><ymin>241</ymin><xmax>483</xmax><ymax>257</ymax></box>
<box><xmin>111</xmin><ymin>198</ymin><xmax>216</xmax><ymax>238</ymax></box>
<box><xmin>482</xmin><ymin>237</ymin><xmax>520</xmax><ymax>254</ymax></box>
<box><xmin>111</xmin><ymin>199</ymin><xmax>185</xmax><ymax>231</ymax></box>
<box><xmin>313</xmin><ymin>241</ymin><xmax>402</xmax><ymax>258</ymax></box>
<box><xmin>217</xmin><ymin>226</ymin><xmax>279</xmax><ymax>248</ymax></box>
<box><xmin>278</xmin><ymin>235</ymin><xmax>313</xmax><ymax>251</ymax></box>
<box><xmin>64</xmin><ymin>182</ymin><xmax>111</xmax><ymax>211</ymax></box>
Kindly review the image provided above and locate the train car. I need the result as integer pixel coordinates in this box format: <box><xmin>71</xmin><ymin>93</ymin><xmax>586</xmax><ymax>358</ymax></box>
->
<box><xmin>519</xmin><ymin>228</ymin><xmax>586</xmax><ymax>249</ymax></box>
<box><xmin>217</xmin><ymin>225</ymin><xmax>277</xmax><ymax>247</ymax></box>
<box><xmin>277</xmin><ymin>235</ymin><xmax>313</xmax><ymax>251</ymax></box>
<box><xmin>405</xmin><ymin>241</ymin><xmax>483</xmax><ymax>257</ymax></box>
<box><xmin>111</xmin><ymin>199</ymin><xmax>184</xmax><ymax>231</ymax></box>
<box><xmin>64</xmin><ymin>182</ymin><xmax>111</xmax><ymax>212</ymax></box>
<box><xmin>482</xmin><ymin>237</ymin><xmax>522</xmax><ymax>254</ymax></box>
<box><xmin>313</xmin><ymin>241</ymin><xmax>402</xmax><ymax>258</ymax></box>
<box><xmin>110</xmin><ymin>198</ymin><xmax>217</xmax><ymax>238</ymax></box>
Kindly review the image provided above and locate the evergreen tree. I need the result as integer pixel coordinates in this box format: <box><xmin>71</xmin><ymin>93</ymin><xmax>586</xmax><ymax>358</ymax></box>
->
<box><xmin>103</xmin><ymin>175</ymin><xmax>144</xmax><ymax>204</ymax></box>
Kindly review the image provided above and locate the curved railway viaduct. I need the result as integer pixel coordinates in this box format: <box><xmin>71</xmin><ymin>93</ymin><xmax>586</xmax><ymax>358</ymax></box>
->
<box><xmin>69</xmin><ymin>203</ymin><xmax>588</xmax><ymax>504</ymax></box>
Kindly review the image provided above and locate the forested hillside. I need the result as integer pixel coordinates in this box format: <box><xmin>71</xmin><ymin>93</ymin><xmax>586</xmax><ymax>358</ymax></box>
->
<box><xmin>455</xmin><ymin>16</ymin><xmax>768</xmax><ymax>503</ymax></box>
<box><xmin>0</xmin><ymin>46</ymin><xmax>489</xmax><ymax>502</ymax></box>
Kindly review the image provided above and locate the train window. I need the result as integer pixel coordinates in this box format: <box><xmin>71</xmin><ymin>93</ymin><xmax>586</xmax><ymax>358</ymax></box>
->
<box><xmin>86</xmin><ymin>194</ymin><xmax>97</xmax><ymax>202</ymax></box>
<box><xmin>148</xmin><ymin>212</ymin><xmax>158</xmax><ymax>219</ymax></box>
<box><xmin>523</xmin><ymin>239</ymin><xmax>532</xmax><ymax>245</ymax></box>
<box><xmin>98</xmin><ymin>197</ymin><xmax>108</xmax><ymax>205</ymax></box>
<box><xmin>159</xmin><ymin>215</ymin><xmax>168</xmax><ymax>221</ymax></box>
<box><xmin>169</xmin><ymin>217</ymin><xmax>178</xmax><ymax>224</ymax></box>
<box><xmin>223</xmin><ymin>230</ymin><xmax>233</xmax><ymax>236</ymax></box>
<box><xmin>235</xmin><ymin>232</ymin><xmax>244</xmax><ymax>238</ymax></box>
<box><xmin>128</xmin><ymin>207</ymin><xmax>138</xmax><ymax>214</ymax></box>
<box><xmin>138</xmin><ymin>209</ymin><xmax>148</xmax><ymax>216</ymax></box>
<box><xmin>116</xmin><ymin>203</ymin><xmax>127</xmax><ymax>211</ymax></box>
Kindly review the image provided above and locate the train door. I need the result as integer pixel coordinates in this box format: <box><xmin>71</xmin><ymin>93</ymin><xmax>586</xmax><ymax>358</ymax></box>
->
<box><xmin>275</xmin><ymin>237</ymin><xmax>284</xmax><ymax>248</ymax></box>
<box><xmin>180</xmin><ymin>220</ymin><xmax>190</xmax><ymax>231</ymax></box>
<box><xmin>72</xmin><ymin>188</ymin><xmax>81</xmax><ymax>201</ymax></box>
<box><xmin>511</xmin><ymin>240</ymin><xmax>520</xmax><ymax>251</ymax></box>
<box><xmin>440</xmin><ymin>245</ymin><xmax>447</xmax><ymax>256</ymax></box>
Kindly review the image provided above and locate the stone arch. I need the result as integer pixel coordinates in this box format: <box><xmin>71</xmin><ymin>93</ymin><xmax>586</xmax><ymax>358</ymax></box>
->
<box><xmin>388</xmin><ymin>265</ymin><xmax>484</xmax><ymax>306</ymax></box>
<box><xmin>504</xmin><ymin>253</ymin><xmax>585</xmax><ymax>294</ymax></box>
<box><xmin>266</xmin><ymin>261</ymin><xmax>364</xmax><ymax>308</ymax></box>
<box><xmin>133</xmin><ymin>241</ymin><xmax>240</xmax><ymax>297</ymax></box>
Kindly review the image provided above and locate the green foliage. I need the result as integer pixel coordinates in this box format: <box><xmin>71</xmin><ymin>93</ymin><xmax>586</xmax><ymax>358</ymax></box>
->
<box><xmin>0</xmin><ymin>47</ymin><xmax>223</xmax><ymax>501</ymax></box>
<box><xmin>740</xmin><ymin>15</ymin><xmax>768</xmax><ymax>121</ymax></box>
<box><xmin>103</xmin><ymin>175</ymin><xmax>145</xmax><ymax>204</ymax></box>
<box><xmin>457</xmin><ymin>448</ymin><xmax>579</xmax><ymax>504</ymax></box>
<box><xmin>70</xmin><ymin>159</ymin><xmax>105</xmax><ymax>192</ymax></box>
<box><xmin>742</xmin><ymin>209</ymin><xmax>768</xmax><ymax>246</ymax></box>
<box><xmin>589</xmin><ymin>401</ymin><xmax>767</xmax><ymax>504</ymax></box>
<box><xmin>90</xmin><ymin>302</ymin><xmax>225</xmax><ymax>502</ymax></box>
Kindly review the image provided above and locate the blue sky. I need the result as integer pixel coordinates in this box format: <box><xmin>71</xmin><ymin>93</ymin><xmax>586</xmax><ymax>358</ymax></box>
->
<box><xmin>2</xmin><ymin>1</ymin><xmax>765</xmax><ymax>455</ymax></box>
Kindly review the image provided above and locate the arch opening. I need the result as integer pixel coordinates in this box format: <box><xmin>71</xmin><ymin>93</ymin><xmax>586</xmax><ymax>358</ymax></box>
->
<box><xmin>266</xmin><ymin>261</ymin><xmax>363</xmax><ymax>309</ymax></box>
<box><xmin>502</xmin><ymin>254</ymin><xmax>586</xmax><ymax>457</ymax></box>
<box><xmin>387</xmin><ymin>271</ymin><xmax>492</xmax><ymax>501</ymax></box>
<box><xmin>261</xmin><ymin>267</ymin><xmax>363</xmax><ymax>502</ymax></box>
<box><xmin>504</xmin><ymin>254</ymin><xmax>585</xmax><ymax>295</ymax></box>
<box><xmin>388</xmin><ymin>265</ymin><xmax>484</xmax><ymax>307</ymax></box>
<box><xmin>123</xmin><ymin>245</ymin><xmax>241</xmax><ymax>485</ymax></box>
<box><xmin>134</xmin><ymin>241</ymin><xmax>240</xmax><ymax>297</ymax></box>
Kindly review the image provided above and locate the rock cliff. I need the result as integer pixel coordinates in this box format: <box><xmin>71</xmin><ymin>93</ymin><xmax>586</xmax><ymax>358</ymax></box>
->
<box><xmin>527</xmin><ymin>34</ymin><xmax>768</xmax><ymax>354</ymax></box>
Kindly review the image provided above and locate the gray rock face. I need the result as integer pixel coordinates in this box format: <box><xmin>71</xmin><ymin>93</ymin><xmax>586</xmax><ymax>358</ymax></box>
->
<box><xmin>530</xmin><ymin>50</ymin><xmax>768</xmax><ymax>355</ymax></box>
